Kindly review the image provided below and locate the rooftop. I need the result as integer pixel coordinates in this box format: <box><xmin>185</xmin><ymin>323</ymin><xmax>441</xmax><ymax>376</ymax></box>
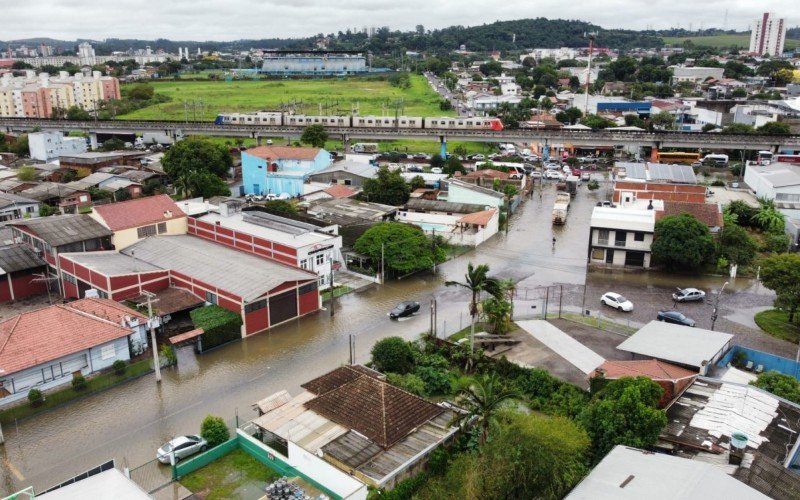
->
<box><xmin>199</xmin><ymin>210</ymin><xmax>337</xmax><ymax>249</ymax></box>
<box><xmin>616</xmin><ymin>321</ymin><xmax>733</xmax><ymax>369</ymax></box>
<box><xmin>37</xmin><ymin>468</ymin><xmax>151</xmax><ymax>500</ymax></box>
<box><xmin>749</xmin><ymin>165</ymin><xmax>800</xmax><ymax>188</ymax></box>
<box><xmin>446</xmin><ymin>178</ymin><xmax>506</xmax><ymax>199</ymax></box>
<box><xmin>308</xmin><ymin>198</ymin><xmax>397</xmax><ymax>225</ymax></box>
<box><xmin>404</xmin><ymin>198</ymin><xmax>491</xmax><ymax>214</ymax></box>
<box><xmin>0</xmin><ymin>298</ymin><xmax>137</xmax><ymax>375</ymax></box>
<box><xmin>62</xmin><ymin>250</ymin><xmax>161</xmax><ymax>275</ymax></box>
<box><xmin>658</xmin><ymin>201</ymin><xmax>723</xmax><ymax>229</ymax></box>
<box><xmin>617</xmin><ymin>162</ymin><xmax>697</xmax><ymax>184</ymax></box>
<box><xmin>565</xmin><ymin>445</ymin><xmax>768</xmax><ymax>499</ymax></box>
<box><xmin>244</xmin><ymin>145</ymin><xmax>323</xmax><ymax>162</ymax></box>
<box><xmin>120</xmin><ymin>235</ymin><xmax>316</xmax><ymax>301</ymax></box>
<box><xmin>591</xmin><ymin>206</ymin><xmax>657</xmax><ymax>232</ymax></box>
<box><xmin>0</xmin><ymin>192</ymin><xmax>39</xmax><ymax>209</ymax></box>
<box><xmin>457</xmin><ymin>209</ymin><xmax>497</xmax><ymax>227</ymax></box>
<box><xmin>92</xmin><ymin>194</ymin><xmax>185</xmax><ymax>231</ymax></box>
<box><xmin>311</xmin><ymin>161</ymin><xmax>378</xmax><ymax>178</ymax></box>
<box><xmin>323</xmin><ymin>184</ymin><xmax>356</xmax><ymax>199</ymax></box>
<box><xmin>18</xmin><ymin>182</ymin><xmax>85</xmax><ymax>202</ymax></box>
<box><xmin>130</xmin><ymin>287</ymin><xmax>204</xmax><ymax>316</ymax></box>
<box><xmin>11</xmin><ymin>214</ymin><xmax>112</xmax><ymax>247</ymax></box>
<box><xmin>0</xmin><ymin>244</ymin><xmax>46</xmax><ymax>274</ymax></box>
<box><xmin>591</xmin><ymin>359</ymin><xmax>698</xmax><ymax>381</ymax></box>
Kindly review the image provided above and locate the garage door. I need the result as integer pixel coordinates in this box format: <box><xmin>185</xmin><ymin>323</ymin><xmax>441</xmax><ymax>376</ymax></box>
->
<box><xmin>625</xmin><ymin>251</ymin><xmax>645</xmax><ymax>267</ymax></box>
<box><xmin>269</xmin><ymin>290</ymin><xmax>298</xmax><ymax>326</ymax></box>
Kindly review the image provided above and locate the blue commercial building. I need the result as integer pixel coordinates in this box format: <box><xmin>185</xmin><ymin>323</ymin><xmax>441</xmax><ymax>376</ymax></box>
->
<box><xmin>260</xmin><ymin>53</ymin><xmax>367</xmax><ymax>76</ymax></box>
<box><xmin>242</xmin><ymin>146</ymin><xmax>331</xmax><ymax>197</ymax></box>
<box><xmin>597</xmin><ymin>101</ymin><xmax>652</xmax><ymax>117</ymax></box>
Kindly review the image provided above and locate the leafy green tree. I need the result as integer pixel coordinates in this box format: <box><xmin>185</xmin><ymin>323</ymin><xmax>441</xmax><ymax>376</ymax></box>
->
<box><xmin>731</xmin><ymin>87</ymin><xmax>748</xmax><ymax>98</ymax></box>
<box><xmin>100</xmin><ymin>137</ymin><xmax>125</xmax><ymax>151</ymax></box>
<box><xmin>751</xmin><ymin>371</ymin><xmax>800</xmax><ymax>404</ymax></box>
<box><xmin>722</xmin><ymin>123</ymin><xmax>755</xmax><ymax>134</ymax></box>
<box><xmin>430</xmin><ymin>153</ymin><xmax>445</xmax><ymax>170</ymax></box>
<box><xmin>371</xmin><ymin>336</ymin><xmax>415</xmax><ymax>374</ymax></box>
<box><xmin>361</xmin><ymin>166</ymin><xmax>410</xmax><ymax>206</ymax></box>
<box><xmin>760</xmin><ymin>254</ymin><xmax>800</xmax><ymax>321</ymax></box>
<box><xmin>650</xmin><ymin>111</ymin><xmax>676</xmax><ymax>130</ymax></box>
<box><xmin>300</xmin><ymin>124</ymin><xmax>328</xmax><ymax>148</ymax></box>
<box><xmin>757</xmin><ymin>121</ymin><xmax>791</xmax><ymax>135</ymax></box>
<box><xmin>385</xmin><ymin>372</ymin><xmax>427</xmax><ymax>396</ymax></box>
<box><xmin>66</xmin><ymin>106</ymin><xmax>92</xmax><ymax>121</ymax></box>
<box><xmin>261</xmin><ymin>199</ymin><xmax>297</xmax><ymax>214</ymax></box>
<box><xmin>579</xmin><ymin>377</ymin><xmax>667</xmax><ymax>463</ymax></box>
<box><xmin>725</xmin><ymin>200</ymin><xmax>759</xmax><ymax>228</ymax></box>
<box><xmin>162</xmin><ymin>137</ymin><xmax>232</xmax><ymax>179</ymax></box>
<box><xmin>718</xmin><ymin>223</ymin><xmax>758</xmax><ymax>266</ymax></box>
<box><xmin>446</xmin><ymin>263</ymin><xmax>504</xmax><ymax>351</ymax></box>
<box><xmin>15</xmin><ymin>165</ymin><xmax>38</xmax><ymax>182</ymax></box>
<box><xmin>762</xmin><ymin>231</ymin><xmax>790</xmax><ymax>254</ymax></box>
<box><xmin>482</xmin><ymin>297</ymin><xmax>512</xmax><ymax>334</ymax></box>
<box><xmin>420</xmin><ymin>412</ymin><xmax>589</xmax><ymax>499</ymax></box>
<box><xmin>754</xmin><ymin>204</ymin><xmax>786</xmax><ymax>233</ymax></box>
<box><xmin>652</xmin><ymin>213</ymin><xmax>715</xmax><ymax>270</ymax></box>
<box><xmin>186</xmin><ymin>170</ymin><xmax>231</xmax><ymax>199</ymax></box>
<box><xmin>580</xmin><ymin>114</ymin><xmax>615</xmax><ymax>130</ymax></box>
<box><xmin>9</xmin><ymin>134</ymin><xmax>29</xmax><ymax>156</ymax></box>
<box><xmin>354</xmin><ymin>222</ymin><xmax>445</xmax><ymax>275</ymax></box>
<box><xmin>451</xmin><ymin>374</ymin><xmax>519</xmax><ymax>445</ymax></box>
<box><xmin>28</xmin><ymin>388</ymin><xmax>44</xmax><ymax>407</ymax></box>
<box><xmin>200</xmin><ymin>415</ymin><xmax>229</xmax><ymax>447</ymax></box>
<box><xmin>409</xmin><ymin>175</ymin><xmax>426</xmax><ymax>191</ymax></box>
<box><xmin>127</xmin><ymin>83</ymin><xmax>155</xmax><ymax>100</ymax></box>
<box><xmin>443</xmin><ymin>155</ymin><xmax>466</xmax><ymax>175</ymax></box>
<box><xmin>39</xmin><ymin>204</ymin><xmax>58</xmax><ymax>217</ymax></box>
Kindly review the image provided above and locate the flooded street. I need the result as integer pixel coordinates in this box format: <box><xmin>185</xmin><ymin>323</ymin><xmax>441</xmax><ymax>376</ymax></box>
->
<box><xmin>0</xmin><ymin>176</ymin><xmax>779</xmax><ymax>494</ymax></box>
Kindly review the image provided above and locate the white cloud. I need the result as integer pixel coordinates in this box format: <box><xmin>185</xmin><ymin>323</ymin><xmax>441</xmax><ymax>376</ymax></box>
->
<box><xmin>1</xmin><ymin>0</ymin><xmax>794</xmax><ymax>41</ymax></box>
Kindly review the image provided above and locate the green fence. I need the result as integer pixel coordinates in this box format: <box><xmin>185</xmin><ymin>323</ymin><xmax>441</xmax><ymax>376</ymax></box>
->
<box><xmin>174</xmin><ymin>437</ymin><xmax>239</xmax><ymax>477</ymax></box>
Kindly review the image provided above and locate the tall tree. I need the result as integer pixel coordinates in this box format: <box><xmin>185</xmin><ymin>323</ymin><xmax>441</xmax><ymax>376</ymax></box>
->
<box><xmin>446</xmin><ymin>263</ymin><xmax>503</xmax><ymax>351</ymax></box>
<box><xmin>760</xmin><ymin>254</ymin><xmax>800</xmax><ymax>322</ymax></box>
<box><xmin>651</xmin><ymin>213</ymin><xmax>715</xmax><ymax>270</ymax></box>
<box><xmin>361</xmin><ymin>166</ymin><xmax>410</xmax><ymax>206</ymax></box>
<box><xmin>579</xmin><ymin>377</ymin><xmax>668</xmax><ymax>463</ymax></box>
<box><xmin>718</xmin><ymin>222</ymin><xmax>758</xmax><ymax>267</ymax></box>
<box><xmin>162</xmin><ymin>137</ymin><xmax>232</xmax><ymax>180</ymax></box>
<box><xmin>451</xmin><ymin>374</ymin><xmax>519</xmax><ymax>445</ymax></box>
<box><xmin>300</xmin><ymin>124</ymin><xmax>328</xmax><ymax>148</ymax></box>
<box><xmin>353</xmin><ymin>222</ymin><xmax>445</xmax><ymax>276</ymax></box>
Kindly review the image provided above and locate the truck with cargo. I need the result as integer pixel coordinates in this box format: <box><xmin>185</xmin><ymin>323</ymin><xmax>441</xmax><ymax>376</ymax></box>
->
<box><xmin>565</xmin><ymin>175</ymin><xmax>579</xmax><ymax>197</ymax></box>
<box><xmin>552</xmin><ymin>192</ymin><xmax>571</xmax><ymax>225</ymax></box>
<box><xmin>352</xmin><ymin>143</ymin><xmax>379</xmax><ymax>153</ymax></box>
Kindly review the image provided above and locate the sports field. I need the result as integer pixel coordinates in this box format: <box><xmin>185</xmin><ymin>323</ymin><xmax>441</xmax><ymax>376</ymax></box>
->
<box><xmin>117</xmin><ymin>74</ymin><xmax>453</xmax><ymax>121</ymax></box>
<box><xmin>662</xmin><ymin>34</ymin><xmax>800</xmax><ymax>50</ymax></box>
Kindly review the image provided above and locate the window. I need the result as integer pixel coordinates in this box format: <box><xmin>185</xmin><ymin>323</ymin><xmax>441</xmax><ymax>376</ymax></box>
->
<box><xmin>137</xmin><ymin>224</ymin><xmax>157</xmax><ymax>238</ymax></box>
<box><xmin>244</xmin><ymin>299</ymin><xmax>267</xmax><ymax>313</ymax></box>
<box><xmin>315</xmin><ymin>253</ymin><xmax>325</xmax><ymax>266</ymax></box>
<box><xmin>615</xmin><ymin>231</ymin><xmax>627</xmax><ymax>247</ymax></box>
<box><xmin>597</xmin><ymin>229</ymin><xmax>609</xmax><ymax>246</ymax></box>
<box><xmin>319</xmin><ymin>275</ymin><xmax>326</xmax><ymax>286</ymax></box>
<box><xmin>634</xmin><ymin>232</ymin><xmax>645</xmax><ymax>242</ymax></box>
<box><xmin>205</xmin><ymin>291</ymin><xmax>218</xmax><ymax>305</ymax></box>
<box><xmin>591</xmin><ymin>249</ymin><xmax>605</xmax><ymax>260</ymax></box>
<box><xmin>344</xmin><ymin>179</ymin><xmax>352</xmax><ymax>186</ymax></box>
<box><xmin>100</xmin><ymin>344</ymin><xmax>116</xmax><ymax>360</ymax></box>
<box><xmin>299</xmin><ymin>282</ymin><xmax>318</xmax><ymax>294</ymax></box>
<box><xmin>157</xmin><ymin>222</ymin><xmax>167</xmax><ymax>234</ymax></box>
<box><xmin>84</xmin><ymin>238</ymin><xmax>100</xmax><ymax>251</ymax></box>
<box><xmin>300</xmin><ymin>259</ymin><xmax>308</xmax><ymax>270</ymax></box>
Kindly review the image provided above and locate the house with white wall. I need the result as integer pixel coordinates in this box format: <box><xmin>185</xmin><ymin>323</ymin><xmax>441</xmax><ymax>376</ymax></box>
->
<box><xmin>445</xmin><ymin>178</ymin><xmax>506</xmax><ymax>209</ymax></box>
<box><xmin>0</xmin><ymin>298</ymin><xmax>147</xmax><ymax>406</ymax></box>
<box><xmin>397</xmin><ymin>198</ymin><xmax>499</xmax><ymax>247</ymax></box>
<box><xmin>588</xmin><ymin>200</ymin><xmax>660</xmax><ymax>268</ymax></box>
<box><xmin>27</xmin><ymin>131</ymin><xmax>86</xmax><ymax>162</ymax></box>
<box><xmin>90</xmin><ymin>194</ymin><xmax>187</xmax><ymax>249</ymax></box>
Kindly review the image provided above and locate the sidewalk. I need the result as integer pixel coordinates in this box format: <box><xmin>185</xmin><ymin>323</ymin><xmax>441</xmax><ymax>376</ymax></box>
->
<box><xmin>334</xmin><ymin>269</ymin><xmax>377</xmax><ymax>292</ymax></box>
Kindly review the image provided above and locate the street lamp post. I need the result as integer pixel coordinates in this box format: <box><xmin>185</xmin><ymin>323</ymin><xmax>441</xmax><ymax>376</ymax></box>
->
<box><xmin>710</xmin><ymin>281</ymin><xmax>729</xmax><ymax>331</ymax></box>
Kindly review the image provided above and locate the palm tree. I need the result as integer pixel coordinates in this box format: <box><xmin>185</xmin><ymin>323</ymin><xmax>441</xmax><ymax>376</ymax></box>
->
<box><xmin>754</xmin><ymin>205</ymin><xmax>785</xmax><ymax>233</ymax></box>
<box><xmin>451</xmin><ymin>373</ymin><xmax>520</xmax><ymax>446</ymax></box>
<box><xmin>446</xmin><ymin>263</ymin><xmax>503</xmax><ymax>352</ymax></box>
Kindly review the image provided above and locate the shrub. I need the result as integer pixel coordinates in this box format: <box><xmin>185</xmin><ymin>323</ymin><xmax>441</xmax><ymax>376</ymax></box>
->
<box><xmin>385</xmin><ymin>372</ymin><xmax>427</xmax><ymax>396</ymax></box>
<box><xmin>762</xmin><ymin>231</ymin><xmax>790</xmax><ymax>254</ymax></box>
<box><xmin>414</xmin><ymin>366</ymin><xmax>453</xmax><ymax>395</ymax></box>
<box><xmin>191</xmin><ymin>305</ymin><xmax>243</xmax><ymax>351</ymax></box>
<box><xmin>112</xmin><ymin>359</ymin><xmax>127</xmax><ymax>376</ymax></box>
<box><xmin>711</xmin><ymin>179</ymin><xmax>726</xmax><ymax>187</ymax></box>
<box><xmin>72</xmin><ymin>374</ymin><xmax>87</xmax><ymax>391</ymax></box>
<box><xmin>587</xmin><ymin>180</ymin><xmax>600</xmax><ymax>190</ymax></box>
<box><xmin>28</xmin><ymin>388</ymin><xmax>44</xmax><ymax>407</ymax></box>
<box><xmin>751</xmin><ymin>371</ymin><xmax>800</xmax><ymax>404</ymax></box>
<box><xmin>732</xmin><ymin>350</ymin><xmax>748</xmax><ymax>369</ymax></box>
<box><xmin>200</xmin><ymin>415</ymin><xmax>230</xmax><ymax>447</ymax></box>
<box><xmin>371</xmin><ymin>336</ymin><xmax>415</xmax><ymax>374</ymax></box>
<box><xmin>160</xmin><ymin>344</ymin><xmax>178</xmax><ymax>366</ymax></box>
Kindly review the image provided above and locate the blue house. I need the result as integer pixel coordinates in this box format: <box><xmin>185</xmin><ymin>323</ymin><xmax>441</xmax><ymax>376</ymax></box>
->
<box><xmin>242</xmin><ymin>146</ymin><xmax>332</xmax><ymax>197</ymax></box>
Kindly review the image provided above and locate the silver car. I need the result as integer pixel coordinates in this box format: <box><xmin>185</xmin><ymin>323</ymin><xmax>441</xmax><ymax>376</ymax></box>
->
<box><xmin>156</xmin><ymin>435</ymin><xmax>208</xmax><ymax>464</ymax></box>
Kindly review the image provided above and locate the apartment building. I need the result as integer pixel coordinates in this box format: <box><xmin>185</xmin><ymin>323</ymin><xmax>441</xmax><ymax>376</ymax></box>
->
<box><xmin>0</xmin><ymin>70</ymin><xmax>120</xmax><ymax>118</ymax></box>
<box><xmin>749</xmin><ymin>12</ymin><xmax>786</xmax><ymax>56</ymax></box>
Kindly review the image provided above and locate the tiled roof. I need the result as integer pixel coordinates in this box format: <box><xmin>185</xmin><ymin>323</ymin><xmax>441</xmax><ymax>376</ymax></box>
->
<box><xmin>244</xmin><ymin>146</ymin><xmax>322</xmax><ymax>161</ymax></box>
<box><xmin>465</xmin><ymin>169</ymin><xmax>509</xmax><ymax>180</ymax></box>
<box><xmin>0</xmin><ymin>299</ymin><xmax>136</xmax><ymax>374</ymax></box>
<box><xmin>323</xmin><ymin>185</ymin><xmax>356</xmax><ymax>198</ymax></box>
<box><xmin>657</xmin><ymin>201</ymin><xmax>723</xmax><ymax>228</ymax></box>
<box><xmin>92</xmin><ymin>194</ymin><xmax>185</xmax><ymax>231</ymax></box>
<box><xmin>64</xmin><ymin>297</ymin><xmax>146</xmax><ymax>324</ymax></box>
<box><xmin>0</xmin><ymin>245</ymin><xmax>46</xmax><ymax>274</ymax></box>
<box><xmin>302</xmin><ymin>365</ymin><xmax>443</xmax><ymax>449</ymax></box>
<box><xmin>11</xmin><ymin>214</ymin><xmax>112</xmax><ymax>247</ymax></box>
<box><xmin>457</xmin><ymin>209</ymin><xmax>497</xmax><ymax>227</ymax></box>
<box><xmin>592</xmin><ymin>359</ymin><xmax>697</xmax><ymax>381</ymax></box>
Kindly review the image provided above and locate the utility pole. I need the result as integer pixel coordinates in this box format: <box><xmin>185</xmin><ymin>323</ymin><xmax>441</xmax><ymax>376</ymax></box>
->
<box><xmin>142</xmin><ymin>291</ymin><xmax>162</xmax><ymax>382</ymax></box>
<box><xmin>380</xmin><ymin>243</ymin><xmax>385</xmax><ymax>284</ymax></box>
<box><xmin>329</xmin><ymin>263</ymin><xmax>335</xmax><ymax>317</ymax></box>
<box><xmin>710</xmin><ymin>281</ymin><xmax>729</xmax><ymax>331</ymax></box>
<box><xmin>584</xmin><ymin>32</ymin><xmax>597</xmax><ymax>117</ymax></box>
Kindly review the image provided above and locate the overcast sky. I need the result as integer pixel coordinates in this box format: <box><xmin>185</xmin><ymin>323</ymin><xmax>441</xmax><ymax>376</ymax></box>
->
<box><xmin>2</xmin><ymin>1</ymin><xmax>795</xmax><ymax>41</ymax></box>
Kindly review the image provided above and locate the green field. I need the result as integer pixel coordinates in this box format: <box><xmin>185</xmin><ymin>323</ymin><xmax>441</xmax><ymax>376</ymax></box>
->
<box><xmin>117</xmin><ymin>74</ymin><xmax>452</xmax><ymax>121</ymax></box>
<box><xmin>662</xmin><ymin>34</ymin><xmax>800</xmax><ymax>50</ymax></box>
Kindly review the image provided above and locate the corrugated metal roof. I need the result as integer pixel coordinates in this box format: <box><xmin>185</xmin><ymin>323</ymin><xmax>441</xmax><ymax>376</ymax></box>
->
<box><xmin>120</xmin><ymin>235</ymin><xmax>317</xmax><ymax>301</ymax></box>
<box><xmin>616</xmin><ymin>321</ymin><xmax>732</xmax><ymax>368</ymax></box>
<box><xmin>12</xmin><ymin>214</ymin><xmax>112</xmax><ymax>247</ymax></box>
<box><xmin>405</xmin><ymin>198</ymin><xmax>490</xmax><ymax>214</ymax></box>
<box><xmin>0</xmin><ymin>244</ymin><xmax>46</xmax><ymax>274</ymax></box>
<box><xmin>62</xmin><ymin>251</ymin><xmax>161</xmax><ymax>276</ymax></box>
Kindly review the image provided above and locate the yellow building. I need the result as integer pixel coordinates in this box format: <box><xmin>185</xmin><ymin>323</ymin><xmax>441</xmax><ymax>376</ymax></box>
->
<box><xmin>89</xmin><ymin>195</ymin><xmax>188</xmax><ymax>250</ymax></box>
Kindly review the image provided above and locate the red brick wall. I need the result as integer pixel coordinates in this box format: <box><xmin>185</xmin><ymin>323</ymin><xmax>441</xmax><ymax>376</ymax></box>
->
<box><xmin>245</xmin><ymin>307</ymin><xmax>269</xmax><ymax>335</ymax></box>
<box><xmin>187</xmin><ymin>218</ymin><xmax>301</xmax><ymax>267</ymax></box>
<box><xmin>298</xmin><ymin>289</ymin><xmax>319</xmax><ymax>315</ymax></box>
<box><xmin>0</xmin><ymin>276</ymin><xmax>11</xmax><ymax>302</ymax></box>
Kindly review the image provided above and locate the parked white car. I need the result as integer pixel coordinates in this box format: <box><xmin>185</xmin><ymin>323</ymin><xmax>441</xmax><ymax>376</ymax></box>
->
<box><xmin>601</xmin><ymin>292</ymin><xmax>634</xmax><ymax>312</ymax></box>
<box><xmin>156</xmin><ymin>435</ymin><xmax>208</xmax><ymax>464</ymax></box>
<box><xmin>544</xmin><ymin>170</ymin><xmax>563</xmax><ymax>180</ymax></box>
<box><xmin>431</xmin><ymin>167</ymin><xmax>443</xmax><ymax>174</ymax></box>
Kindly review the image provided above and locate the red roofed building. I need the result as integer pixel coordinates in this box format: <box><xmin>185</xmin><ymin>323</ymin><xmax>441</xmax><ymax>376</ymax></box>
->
<box><xmin>323</xmin><ymin>184</ymin><xmax>356</xmax><ymax>199</ymax></box>
<box><xmin>465</xmin><ymin>169</ymin><xmax>509</xmax><ymax>181</ymax></box>
<box><xmin>590</xmin><ymin>359</ymin><xmax>697</xmax><ymax>407</ymax></box>
<box><xmin>613</xmin><ymin>182</ymin><xmax>708</xmax><ymax>204</ymax></box>
<box><xmin>90</xmin><ymin>194</ymin><xmax>188</xmax><ymax>249</ymax></box>
<box><xmin>656</xmin><ymin>201</ymin><xmax>723</xmax><ymax>231</ymax></box>
<box><xmin>0</xmin><ymin>298</ymin><xmax>148</xmax><ymax>406</ymax></box>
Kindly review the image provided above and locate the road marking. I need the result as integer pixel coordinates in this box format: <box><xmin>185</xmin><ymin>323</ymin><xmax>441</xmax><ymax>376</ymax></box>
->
<box><xmin>4</xmin><ymin>459</ymin><xmax>24</xmax><ymax>481</ymax></box>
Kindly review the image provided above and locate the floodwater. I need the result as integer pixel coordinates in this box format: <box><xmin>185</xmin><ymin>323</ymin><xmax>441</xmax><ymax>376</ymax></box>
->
<box><xmin>0</xmin><ymin>176</ymin><xmax>768</xmax><ymax>494</ymax></box>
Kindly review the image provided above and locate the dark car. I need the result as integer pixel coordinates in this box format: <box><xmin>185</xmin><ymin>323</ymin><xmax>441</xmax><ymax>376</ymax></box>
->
<box><xmin>390</xmin><ymin>301</ymin><xmax>420</xmax><ymax>319</ymax></box>
<box><xmin>657</xmin><ymin>310</ymin><xmax>696</xmax><ymax>327</ymax></box>
<box><xmin>406</xmin><ymin>165</ymin><xmax>424</xmax><ymax>173</ymax></box>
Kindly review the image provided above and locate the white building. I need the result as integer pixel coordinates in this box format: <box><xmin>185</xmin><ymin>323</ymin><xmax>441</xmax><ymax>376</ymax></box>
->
<box><xmin>670</xmin><ymin>66</ymin><xmax>725</xmax><ymax>83</ymax></box>
<box><xmin>77</xmin><ymin>42</ymin><xmax>96</xmax><ymax>66</ymax></box>
<box><xmin>397</xmin><ymin>199</ymin><xmax>499</xmax><ymax>247</ymax></box>
<box><xmin>520</xmin><ymin>47</ymin><xmax>579</xmax><ymax>62</ymax></box>
<box><xmin>744</xmin><ymin>163</ymin><xmax>800</xmax><ymax>203</ymax></box>
<box><xmin>749</xmin><ymin>12</ymin><xmax>787</xmax><ymax>56</ymax></box>
<box><xmin>588</xmin><ymin>201</ymin><xmax>661</xmax><ymax>268</ymax></box>
<box><xmin>28</xmin><ymin>131</ymin><xmax>87</xmax><ymax>161</ymax></box>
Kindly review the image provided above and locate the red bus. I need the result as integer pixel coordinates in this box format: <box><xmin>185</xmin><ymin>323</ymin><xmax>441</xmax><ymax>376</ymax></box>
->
<box><xmin>774</xmin><ymin>154</ymin><xmax>800</xmax><ymax>164</ymax></box>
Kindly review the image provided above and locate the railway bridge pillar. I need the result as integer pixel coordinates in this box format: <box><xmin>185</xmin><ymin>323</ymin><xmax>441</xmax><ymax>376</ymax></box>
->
<box><xmin>439</xmin><ymin>136</ymin><xmax>447</xmax><ymax>158</ymax></box>
<box><xmin>256</xmin><ymin>136</ymin><xmax>263</xmax><ymax>146</ymax></box>
<box><xmin>650</xmin><ymin>142</ymin><xmax>661</xmax><ymax>163</ymax></box>
<box><xmin>343</xmin><ymin>134</ymin><xmax>351</xmax><ymax>153</ymax></box>
<box><xmin>89</xmin><ymin>133</ymin><xmax>98</xmax><ymax>150</ymax></box>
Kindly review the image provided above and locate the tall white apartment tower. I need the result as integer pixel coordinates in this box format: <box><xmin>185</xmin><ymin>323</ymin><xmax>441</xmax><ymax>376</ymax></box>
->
<box><xmin>77</xmin><ymin>42</ymin><xmax>96</xmax><ymax>66</ymax></box>
<box><xmin>749</xmin><ymin>12</ymin><xmax>786</xmax><ymax>56</ymax></box>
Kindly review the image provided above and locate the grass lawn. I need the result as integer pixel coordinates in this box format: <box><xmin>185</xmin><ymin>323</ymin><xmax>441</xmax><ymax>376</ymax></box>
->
<box><xmin>320</xmin><ymin>285</ymin><xmax>353</xmax><ymax>302</ymax></box>
<box><xmin>662</xmin><ymin>34</ymin><xmax>800</xmax><ymax>50</ymax></box>
<box><xmin>561</xmin><ymin>312</ymin><xmax>638</xmax><ymax>336</ymax></box>
<box><xmin>0</xmin><ymin>359</ymin><xmax>153</xmax><ymax>424</ymax></box>
<box><xmin>180</xmin><ymin>449</ymin><xmax>280</xmax><ymax>500</ymax></box>
<box><xmin>754</xmin><ymin>309</ymin><xmax>800</xmax><ymax>344</ymax></box>
<box><xmin>118</xmin><ymin>74</ymin><xmax>451</xmax><ymax>121</ymax></box>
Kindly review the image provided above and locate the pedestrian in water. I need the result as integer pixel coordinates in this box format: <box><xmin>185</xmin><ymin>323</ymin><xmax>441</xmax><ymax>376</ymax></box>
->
<box><xmin>552</xmin><ymin>236</ymin><xmax>556</xmax><ymax>248</ymax></box>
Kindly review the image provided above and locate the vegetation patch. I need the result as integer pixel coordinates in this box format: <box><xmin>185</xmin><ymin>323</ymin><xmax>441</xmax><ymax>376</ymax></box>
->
<box><xmin>754</xmin><ymin>309</ymin><xmax>800</xmax><ymax>344</ymax></box>
<box><xmin>191</xmin><ymin>305</ymin><xmax>243</xmax><ymax>351</ymax></box>
<box><xmin>179</xmin><ymin>448</ymin><xmax>280</xmax><ymax>500</ymax></box>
